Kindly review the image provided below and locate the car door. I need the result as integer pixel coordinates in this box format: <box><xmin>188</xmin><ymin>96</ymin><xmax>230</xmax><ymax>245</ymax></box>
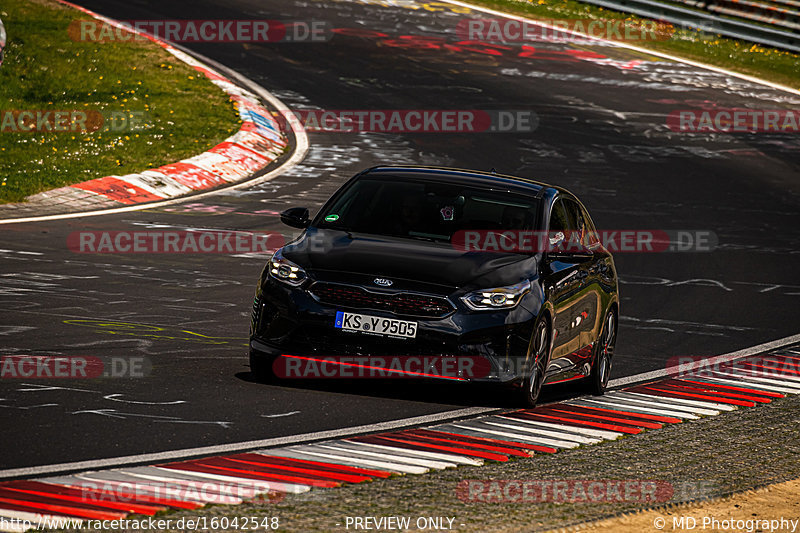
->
<box><xmin>543</xmin><ymin>197</ymin><xmax>599</xmax><ymax>377</ymax></box>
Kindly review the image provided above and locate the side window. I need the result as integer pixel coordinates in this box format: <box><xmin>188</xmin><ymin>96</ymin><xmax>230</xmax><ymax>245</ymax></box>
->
<box><xmin>549</xmin><ymin>199</ymin><xmax>570</xmax><ymax>233</ymax></box>
<box><xmin>580</xmin><ymin>205</ymin><xmax>601</xmax><ymax>247</ymax></box>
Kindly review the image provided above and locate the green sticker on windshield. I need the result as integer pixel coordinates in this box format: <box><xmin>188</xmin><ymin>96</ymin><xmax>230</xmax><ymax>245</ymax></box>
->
<box><xmin>325</xmin><ymin>214</ymin><xmax>339</xmax><ymax>222</ymax></box>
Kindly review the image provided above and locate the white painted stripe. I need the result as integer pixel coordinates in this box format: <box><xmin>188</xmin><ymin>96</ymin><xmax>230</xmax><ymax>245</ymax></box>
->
<box><xmin>152</xmin><ymin>467</ymin><xmax>309</xmax><ymax>494</ymax></box>
<box><xmin>322</xmin><ymin>441</ymin><xmax>462</xmax><ymax>465</ymax></box>
<box><xmin>612</xmin><ymin>391</ymin><xmax>735</xmax><ymax>411</ymax></box>
<box><xmin>112</xmin><ymin>471</ymin><xmax>245</xmax><ymax>504</ymax></box>
<box><xmin>343</xmin><ymin>440</ymin><xmax>484</xmax><ymax>466</ymax></box>
<box><xmin>256</xmin><ymin>449</ymin><xmax>400</xmax><ymax>473</ymax></box>
<box><xmin>606</xmin><ymin>392</ymin><xmax>720</xmax><ymax>415</ymax></box>
<box><xmin>305</xmin><ymin>443</ymin><xmax>455</xmax><ymax>469</ymax></box>
<box><xmin>274</xmin><ymin>449</ymin><xmax>426</xmax><ymax>474</ymax></box>
<box><xmin>687</xmin><ymin>376</ymin><xmax>797</xmax><ymax>395</ymax></box>
<box><xmin>563</xmin><ymin>398</ymin><xmax>698</xmax><ymax>420</ymax></box>
<box><xmin>311</xmin><ymin>443</ymin><xmax>458</xmax><ymax>469</ymax></box>
<box><xmin>449</xmin><ymin>423</ymin><xmax>577</xmax><ymax>449</ymax></box>
<box><xmin>118</xmin><ymin>466</ymin><xmax>273</xmax><ymax>495</ymax></box>
<box><xmin>0</xmin><ymin>509</ymin><xmax>82</xmax><ymax>532</ymax></box>
<box><xmin>442</xmin><ymin>1</ymin><xmax>800</xmax><ymax>97</ymax></box>
<box><xmin>0</xmin><ymin>407</ymin><xmax>494</xmax><ymax>479</ymax></box>
<box><xmin>482</xmin><ymin>416</ymin><xmax>622</xmax><ymax>440</ymax></box>
<box><xmin>58</xmin><ymin>473</ymin><xmax>218</xmax><ymax>505</ymax></box>
<box><xmin>476</xmin><ymin>421</ymin><xmax>588</xmax><ymax>447</ymax></box>
<box><xmin>488</xmin><ymin>417</ymin><xmax>600</xmax><ymax>444</ymax></box>
<box><xmin>710</xmin><ymin>371</ymin><xmax>800</xmax><ymax>390</ymax></box>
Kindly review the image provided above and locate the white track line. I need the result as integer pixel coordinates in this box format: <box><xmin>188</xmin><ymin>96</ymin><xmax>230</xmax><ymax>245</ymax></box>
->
<box><xmin>443</xmin><ymin>0</ymin><xmax>800</xmax><ymax>97</ymax></box>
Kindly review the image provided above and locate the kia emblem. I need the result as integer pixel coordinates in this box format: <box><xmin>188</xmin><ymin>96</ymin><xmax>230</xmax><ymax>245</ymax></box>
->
<box><xmin>373</xmin><ymin>278</ymin><xmax>393</xmax><ymax>287</ymax></box>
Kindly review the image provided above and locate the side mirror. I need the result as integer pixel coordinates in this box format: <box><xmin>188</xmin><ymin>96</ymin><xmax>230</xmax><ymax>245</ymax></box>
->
<box><xmin>280</xmin><ymin>207</ymin><xmax>310</xmax><ymax>229</ymax></box>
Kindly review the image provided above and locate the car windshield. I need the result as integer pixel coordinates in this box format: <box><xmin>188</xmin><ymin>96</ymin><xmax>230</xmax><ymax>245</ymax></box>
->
<box><xmin>316</xmin><ymin>177</ymin><xmax>541</xmax><ymax>243</ymax></box>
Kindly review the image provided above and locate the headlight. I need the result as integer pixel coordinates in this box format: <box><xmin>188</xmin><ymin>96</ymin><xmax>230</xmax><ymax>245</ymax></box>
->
<box><xmin>268</xmin><ymin>249</ymin><xmax>307</xmax><ymax>286</ymax></box>
<box><xmin>461</xmin><ymin>280</ymin><xmax>530</xmax><ymax>311</ymax></box>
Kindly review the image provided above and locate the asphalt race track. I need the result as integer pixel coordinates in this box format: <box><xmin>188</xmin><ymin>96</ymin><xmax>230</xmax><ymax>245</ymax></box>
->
<box><xmin>1</xmin><ymin>0</ymin><xmax>799</xmax><ymax>471</ymax></box>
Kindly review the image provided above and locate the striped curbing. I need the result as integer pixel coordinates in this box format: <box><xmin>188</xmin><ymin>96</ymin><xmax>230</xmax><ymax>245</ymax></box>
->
<box><xmin>1</xmin><ymin>346</ymin><xmax>800</xmax><ymax>530</ymax></box>
<box><xmin>0</xmin><ymin>1</ymin><xmax>288</xmax><ymax>220</ymax></box>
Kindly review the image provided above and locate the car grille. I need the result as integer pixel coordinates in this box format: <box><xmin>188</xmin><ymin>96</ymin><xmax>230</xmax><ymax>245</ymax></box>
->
<box><xmin>309</xmin><ymin>282</ymin><xmax>455</xmax><ymax>318</ymax></box>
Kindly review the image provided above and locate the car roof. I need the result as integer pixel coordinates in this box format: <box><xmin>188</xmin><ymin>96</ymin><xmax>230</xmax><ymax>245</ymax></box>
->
<box><xmin>360</xmin><ymin>165</ymin><xmax>567</xmax><ymax>198</ymax></box>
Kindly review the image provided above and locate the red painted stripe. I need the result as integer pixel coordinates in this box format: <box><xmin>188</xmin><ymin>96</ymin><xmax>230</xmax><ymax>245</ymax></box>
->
<box><xmin>160</xmin><ymin>461</ymin><xmax>338</xmax><ymax>488</ymax></box>
<box><xmin>420</xmin><ymin>429</ymin><xmax>558</xmax><ymax>454</ymax></box>
<box><xmin>72</xmin><ymin>176</ymin><xmax>163</xmax><ymax>205</ymax></box>
<box><xmin>0</xmin><ymin>493</ymin><xmax>125</xmax><ymax>520</ymax></box>
<box><xmin>222</xmin><ymin>456</ymin><xmax>372</xmax><ymax>483</ymax></box>
<box><xmin>761</xmin><ymin>356</ymin><xmax>800</xmax><ymax>368</ymax></box>
<box><xmin>643</xmin><ymin>382</ymin><xmax>764</xmax><ymax>404</ymax></box>
<box><xmin>0</xmin><ymin>482</ymin><xmax>165</xmax><ymax>514</ymax></box>
<box><xmin>677</xmin><ymin>379</ymin><xmax>783</xmax><ymax>398</ymax></box>
<box><xmin>543</xmin><ymin>405</ymin><xmax>663</xmax><ymax>429</ymax></box>
<box><xmin>79</xmin><ymin>476</ymin><xmax>241</xmax><ymax>506</ymax></box>
<box><xmin>351</xmin><ymin>435</ymin><xmax>507</xmax><ymax>461</ymax></box>
<box><xmin>0</xmin><ymin>481</ymin><xmax>199</xmax><ymax>510</ymax></box>
<box><xmin>631</xmin><ymin>385</ymin><xmax>754</xmax><ymax>407</ymax></box>
<box><xmin>393</xmin><ymin>431</ymin><xmax>529</xmax><ymax>457</ymax></box>
<box><xmin>665</xmin><ymin>380</ymin><xmax>775</xmax><ymax>402</ymax></box>
<box><xmin>529</xmin><ymin>407</ymin><xmax>649</xmax><ymax>431</ymax></box>
<box><xmin>769</xmin><ymin>353</ymin><xmax>800</xmax><ymax>363</ymax></box>
<box><xmin>404</xmin><ymin>430</ymin><xmax>534</xmax><ymax>456</ymax></box>
<box><xmin>565</xmin><ymin>404</ymin><xmax>683</xmax><ymax>424</ymax></box>
<box><xmin>251</xmin><ymin>454</ymin><xmax>392</xmax><ymax>479</ymax></box>
<box><xmin>506</xmin><ymin>411</ymin><xmax>641</xmax><ymax>434</ymax></box>
<box><xmin>180</xmin><ymin>458</ymin><xmax>343</xmax><ymax>487</ymax></box>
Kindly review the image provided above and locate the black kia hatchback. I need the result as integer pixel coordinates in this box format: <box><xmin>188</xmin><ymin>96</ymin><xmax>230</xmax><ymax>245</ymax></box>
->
<box><xmin>250</xmin><ymin>166</ymin><xmax>618</xmax><ymax>406</ymax></box>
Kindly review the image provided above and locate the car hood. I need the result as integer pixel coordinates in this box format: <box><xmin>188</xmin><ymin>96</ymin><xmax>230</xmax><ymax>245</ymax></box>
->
<box><xmin>282</xmin><ymin>228</ymin><xmax>537</xmax><ymax>290</ymax></box>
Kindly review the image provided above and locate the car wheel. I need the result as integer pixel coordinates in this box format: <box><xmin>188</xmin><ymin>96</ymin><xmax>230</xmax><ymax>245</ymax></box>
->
<box><xmin>249</xmin><ymin>349</ymin><xmax>275</xmax><ymax>383</ymax></box>
<box><xmin>588</xmin><ymin>309</ymin><xmax>616</xmax><ymax>395</ymax></box>
<box><xmin>519</xmin><ymin>318</ymin><xmax>550</xmax><ymax>408</ymax></box>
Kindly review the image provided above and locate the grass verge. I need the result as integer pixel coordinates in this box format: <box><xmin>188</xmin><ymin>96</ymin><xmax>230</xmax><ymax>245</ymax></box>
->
<box><xmin>0</xmin><ymin>0</ymin><xmax>241</xmax><ymax>204</ymax></box>
<box><xmin>461</xmin><ymin>0</ymin><xmax>800</xmax><ymax>90</ymax></box>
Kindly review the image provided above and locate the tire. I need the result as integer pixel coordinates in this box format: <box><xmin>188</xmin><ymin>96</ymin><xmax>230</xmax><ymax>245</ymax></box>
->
<box><xmin>588</xmin><ymin>308</ymin><xmax>616</xmax><ymax>395</ymax></box>
<box><xmin>518</xmin><ymin>317</ymin><xmax>550</xmax><ymax>408</ymax></box>
<box><xmin>249</xmin><ymin>349</ymin><xmax>276</xmax><ymax>383</ymax></box>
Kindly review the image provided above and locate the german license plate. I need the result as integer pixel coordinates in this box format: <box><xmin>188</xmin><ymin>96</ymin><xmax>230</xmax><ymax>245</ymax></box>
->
<box><xmin>334</xmin><ymin>311</ymin><xmax>417</xmax><ymax>339</ymax></box>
